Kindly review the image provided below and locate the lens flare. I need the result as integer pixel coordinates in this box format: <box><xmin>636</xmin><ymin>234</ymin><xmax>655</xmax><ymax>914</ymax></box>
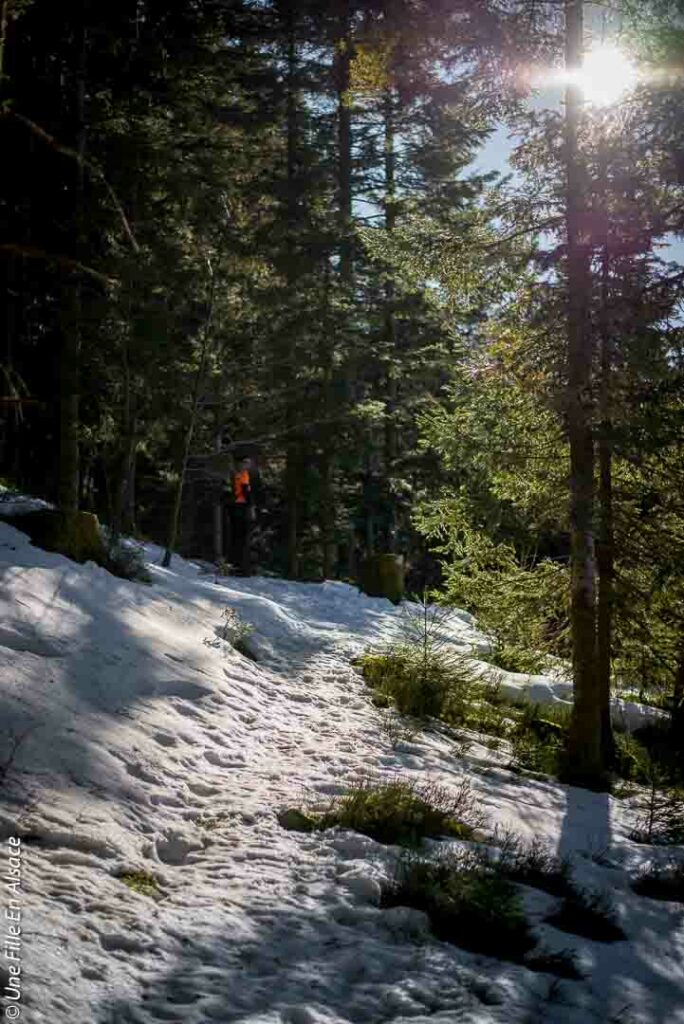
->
<box><xmin>573</xmin><ymin>45</ymin><xmax>639</xmax><ymax>106</ymax></box>
<box><xmin>532</xmin><ymin>44</ymin><xmax>640</xmax><ymax>107</ymax></box>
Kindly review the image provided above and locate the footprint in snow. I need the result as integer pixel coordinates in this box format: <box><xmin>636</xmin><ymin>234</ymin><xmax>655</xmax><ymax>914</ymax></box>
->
<box><xmin>98</xmin><ymin>931</ymin><xmax>151</xmax><ymax>954</ymax></box>
<box><xmin>80</xmin><ymin>964</ymin><xmax>107</xmax><ymax>981</ymax></box>
<box><xmin>187</xmin><ymin>781</ymin><xmax>221</xmax><ymax>798</ymax></box>
<box><xmin>126</xmin><ymin>761</ymin><xmax>160</xmax><ymax>784</ymax></box>
<box><xmin>155</xmin><ymin>831</ymin><xmax>204</xmax><ymax>865</ymax></box>
<box><xmin>204</xmin><ymin>749</ymin><xmax>246</xmax><ymax>769</ymax></box>
<box><xmin>152</xmin><ymin>731</ymin><xmax>177</xmax><ymax>748</ymax></box>
<box><xmin>149</xmin><ymin>792</ymin><xmax>187</xmax><ymax>809</ymax></box>
<box><xmin>156</xmin><ymin>679</ymin><xmax>213</xmax><ymax>701</ymax></box>
<box><xmin>286</xmin><ymin>691</ymin><xmax>315</xmax><ymax>704</ymax></box>
<box><xmin>172</xmin><ymin>701</ymin><xmax>205</xmax><ymax>720</ymax></box>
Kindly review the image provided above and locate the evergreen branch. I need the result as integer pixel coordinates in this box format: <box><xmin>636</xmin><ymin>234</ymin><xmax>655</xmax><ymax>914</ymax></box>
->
<box><xmin>480</xmin><ymin>217</ymin><xmax>564</xmax><ymax>250</ymax></box>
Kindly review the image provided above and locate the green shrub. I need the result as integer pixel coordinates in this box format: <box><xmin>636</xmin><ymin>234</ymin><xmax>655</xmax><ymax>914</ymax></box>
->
<box><xmin>219</xmin><ymin>606</ymin><xmax>255</xmax><ymax>657</ymax></box>
<box><xmin>277</xmin><ymin>808</ymin><xmax>318</xmax><ymax>833</ymax></box>
<box><xmin>463</xmin><ymin>696</ymin><xmax>511</xmax><ymax>737</ymax></box>
<box><xmin>318</xmin><ymin>778</ymin><xmax>486</xmax><ymax>847</ymax></box>
<box><xmin>358</xmin><ymin>646</ymin><xmax>473</xmax><ymax>721</ymax></box>
<box><xmin>381</xmin><ymin>850</ymin><xmax>536</xmax><ymax>961</ymax></box>
<box><xmin>613</xmin><ymin>732</ymin><xmax>654</xmax><ymax>785</ymax></box>
<box><xmin>358</xmin><ymin>596</ymin><xmax>483</xmax><ymax>721</ymax></box>
<box><xmin>624</xmin><ymin>722</ymin><xmax>684</xmax><ymax>787</ymax></box>
<box><xmin>629</xmin><ymin>781</ymin><xmax>684</xmax><ymax>845</ymax></box>
<box><xmin>104</xmin><ymin>541</ymin><xmax>152</xmax><ymax>583</ymax></box>
<box><xmin>482</xmin><ymin>642</ymin><xmax>550</xmax><ymax>675</ymax></box>
<box><xmin>118</xmin><ymin>871</ymin><xmax>160</xmax><ymax>897</ymax></box>
<box><xmin>545</xmin><ymin>887</ymin><xmax>625</xmax><ymax>942</ymax></box>
<box><xmin>632</xmin><ymin>859</ymin><xmax>684</xmax><ymax>902</ymax></box>
<box><xmin>509</xmin><ymin>703</ymin><xmax>570</xmax><ymax>776</ymax></box>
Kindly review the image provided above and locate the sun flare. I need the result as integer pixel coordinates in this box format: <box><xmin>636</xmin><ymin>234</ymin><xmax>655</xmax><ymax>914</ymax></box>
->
<box><xmin>572</xmin><ymin>45</ymin><xmax>639</xmax><ymax>106</ymax></box>
<box><xmin>534</xmin><ymin>44</ymin><xmax>640</xmax><ymax>107</ymax></box>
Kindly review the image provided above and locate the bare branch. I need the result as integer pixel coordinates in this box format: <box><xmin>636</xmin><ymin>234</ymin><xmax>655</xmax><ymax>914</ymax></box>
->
<box><xmin>0</xmin><ymin>242</ymin><xmax>117</xmax><ymax>285</ymax></box>
<box><xmin>5</xmin><ymin>111</ymin><xmax>140</xmax><ymax>253</ymax></box>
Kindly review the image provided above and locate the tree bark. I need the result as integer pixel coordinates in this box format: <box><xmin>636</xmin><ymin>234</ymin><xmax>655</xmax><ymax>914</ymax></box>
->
<box><xmin>597</xmin><ymin>238</ymin><xmax>615</xmax><ymax>765</ymax></box>
<box><xmin>671</xmin><ymin>642</ymin><xmax>684</xmax><ymax>744</ymax></box>
<box><xmin>0</xmin><ymin>1</ymin><xmax>8</xmax><ymax>84</ymax></box>
<box><xmin>284</xmin><ymin>2</ymin><xmax>300</xmax><ymax>579</ymax></box>
<box><xmin>110</xmin><ymin>334</ymin><xmax>136</xmax><ymax>546</ymax></box>
<box><xmin>336</xmin><ymin>0</ymin><xmax>353</xmax><ymax>285</ymax></box>
<box><xmin>383</xmin><ymin>87</ymin><xmax>398</xmax><ymax>553</ymax></box>
<box><xmin>563</xmin><ymin>0</ymin><xmax>604</xmax><ymax>786</ymax></box>
<box><xmin>58</xmin><ymin>11</ymin><xmax>86</xmax><ymax>514</ymax></box>
<box><xmin>212</xmin><ymin>422</ymin><xmax>223</xmax><ymax>563</ymax></box>
<box><xmin>162</xmin><ymin>263</ymin><xmax>216</xmax><ymax>567</ymax></box>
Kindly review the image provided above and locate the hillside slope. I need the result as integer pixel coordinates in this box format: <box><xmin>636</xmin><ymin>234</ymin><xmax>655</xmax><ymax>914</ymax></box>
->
<box><xmin>1</xmin><ymin>521</ymin><xmax>683</xmax><ymax>1024</ymax></box>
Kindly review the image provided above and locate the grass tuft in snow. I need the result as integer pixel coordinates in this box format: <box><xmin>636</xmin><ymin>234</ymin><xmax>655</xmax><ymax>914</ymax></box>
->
<box><xmin>544</xmin><ymin>887</ymin><xmax>625</xmax><ymax>942</ymax></box>
<box><xmin>278</xmin><ymin>808</ymin><xmax>318</xmax><ymax>833</ymax></box>
<box><xmin>380</xmin><ymin>709</ymin><xmax>417</xmax><ymax>750</ymax></box>
<box><xmin>204</xmin><ymin>606</ymin><xmax>256</xmax><ymax>659</ymax></box>
<box><xmin>318</xmin><ymin>778</ymin><xmax>486</xmax><ymax>847</ymax></box>
<box><xmin>632</xmin><ymin>859</ymin><xmax>684</xmax><ymax>902</ymax></box>
<box><xmin>381</xmin><ymin>849</ymin><xmax>536</xmax><ymax>962</ymax></box>
<box><xmin>118</xmin><ymin>871</ymin><xmax>160</xmax><ymax>897</ymax></box>
<box><xmin>524</xmin><ymin>948</ymin><xmax>584</xmax><ymax>980</ymax></box>
<box><xmin>279</xmin><ymin>778</ymin><xmax>486</xmax><ymax>847</ymax></box>
<box><xmin>221</xmin><ymin>606</ymin><xmax>255</xmax><ymax>658</ymax></box>
<box><xmin>495</xmin><ymin>832</ymin><xmax>573</xmax><ymax>897</ymax></box>
<box><xmin>359</xmin><ymin>640</ymin><xmax>576</xmax><ymax>781</ymax></box>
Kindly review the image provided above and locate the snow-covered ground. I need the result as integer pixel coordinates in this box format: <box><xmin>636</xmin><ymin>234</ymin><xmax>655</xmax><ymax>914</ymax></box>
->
<box><xmin>1</xmin><ymin>518</ymin><xmax>683</xmax><ymax>1024</ymax></box>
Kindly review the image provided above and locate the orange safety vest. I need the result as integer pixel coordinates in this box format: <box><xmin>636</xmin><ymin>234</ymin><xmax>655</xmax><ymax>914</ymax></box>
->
<box><xmin>233</xmin><ymin>469</ymin><xmax>250</xmax><ymax>503</ymax></box>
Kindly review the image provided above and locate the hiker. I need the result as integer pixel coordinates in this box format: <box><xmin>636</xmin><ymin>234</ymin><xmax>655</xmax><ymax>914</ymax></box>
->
<box><xmin>230</xmin><ymin>457</ymin><xmax>254</xmax><ymax>575</ymax></box>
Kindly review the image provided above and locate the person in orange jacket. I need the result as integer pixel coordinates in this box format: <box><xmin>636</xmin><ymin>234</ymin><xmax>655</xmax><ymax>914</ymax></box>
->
<box><xmin>233</xmin><ymin>460</ymin><xmax>251</xmax><ymax>505</ymax></box>
<box><xmin>230</xmin><ymin>457</ymin><xmax>254</xmax><ymax>574</ymax></box>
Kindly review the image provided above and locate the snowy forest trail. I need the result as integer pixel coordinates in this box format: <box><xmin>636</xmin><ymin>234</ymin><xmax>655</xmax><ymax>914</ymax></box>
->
<box><xmin>1</xmin><ymin>522</ymin><xmax>684</xmax><ymax>1024</ymax></box>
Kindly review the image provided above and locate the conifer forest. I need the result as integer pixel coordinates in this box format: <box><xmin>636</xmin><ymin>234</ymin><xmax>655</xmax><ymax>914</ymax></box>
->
<box><xmin>2</xmin><ymin>0</ymin><xmax>684</xmax><ymax>791</ymax></box>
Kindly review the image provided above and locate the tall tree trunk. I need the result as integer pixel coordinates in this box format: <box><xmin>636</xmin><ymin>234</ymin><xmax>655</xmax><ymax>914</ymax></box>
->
<box><xmin>336</xmin><ymin>0</ymin><xmax>353</xmax><ymax>285</ymax></box>
<box><xmin>58</xmin><ymin>11</ymin><xmax>86</xmax><ymax>513</ymax></box>
<box><xmin>563</xmin><ymin>0</ymin><xmax>604</xmax><ymax>786</ymax></box>
<box><xmin>316</xmin><ymin>0</ymin><xmax>355</xmax><ymax>580</ymax></box>
<box><xmin>0</xmin><ymin>1</ymin><xmax>8</xmax><ymax>84</ymax></box>
<box><xmin>285</xmin><ymin>2</ymin><xmax>300</xmax><ymax>579</ymax></box>
<box><xmin>162</xmin><ymin>263</ymin><xmax>216</xmax><ymax>567</ymax></box>
<box><xmin>597</xmin><ymin>239</ymin><xmax>615</xmax><ymax>765</ymax></box>
<box><xmin>212</xmin><ymin>420</ymin><xmax>223</xmax><ymax>563</ymax></box>
<box><xmin>383</xmin><ymin>87</ymin><xmax>398</xmax><ymax>553</ymax></box>
<box><xmin>110</xmin><ymin>335</ymin><xmax>135</xmax><ymax>546</ymax></box>
<box><xmin>671</xmin><ymin>642</ymin><xmax>684</xmax><ymax>744</ymax></box>
<box><xmin>319</xmin><ymin>362</ymin><xmax>337</xmax><ymax>581</ymax></box>
<box><xmin>122</xmin><ymin>443</ymin><xmax>137</xmax><ymax>536</ymax></box>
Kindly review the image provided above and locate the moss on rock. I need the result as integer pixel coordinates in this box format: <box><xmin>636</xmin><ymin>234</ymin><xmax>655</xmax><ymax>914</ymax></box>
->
<box><xmin>6</xmin><ymin>509</ymin><xmax>107</xmax><ymax>564</ymax></box>
<box><xmin>360</xmin><ymin>554</ymin><xmax>405</xmax><ymax>604</ymax></box>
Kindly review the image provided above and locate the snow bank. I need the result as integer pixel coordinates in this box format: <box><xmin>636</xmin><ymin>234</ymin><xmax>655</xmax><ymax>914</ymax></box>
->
<box><xmin>0</xmin><ymin>519</ymin><xmax>682</xmax><ymax>1024</ymax></box>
